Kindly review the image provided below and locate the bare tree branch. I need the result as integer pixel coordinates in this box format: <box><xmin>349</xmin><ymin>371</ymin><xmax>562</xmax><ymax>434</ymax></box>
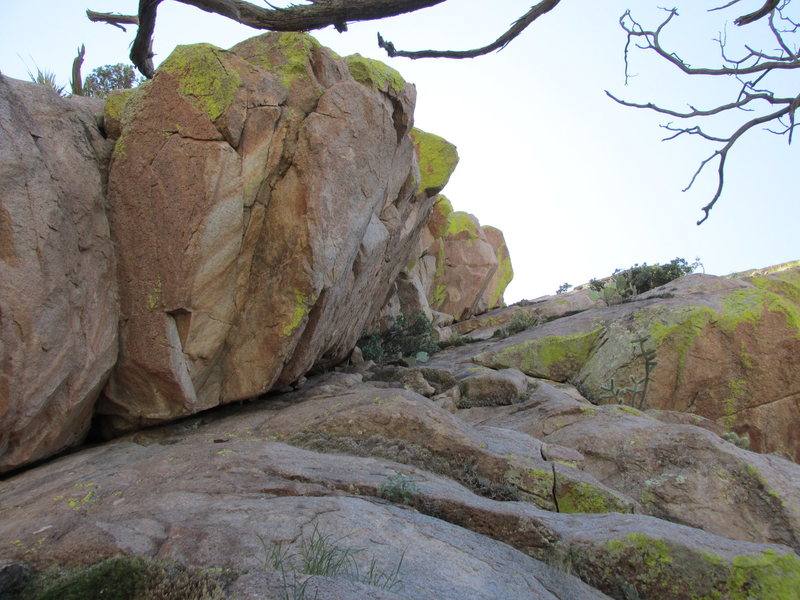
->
<box><xmin>86</xmin><ymin>9</ymin><xmax>140</xmax><ymax>31</ymax></box>
<box><xmin>377</xmin><ymin>0</ymin><xmax>563</xmax><ymax>59</ymax></box>
<box><xmin>88</xmin><ymin>0</ymin><xmax>449</xmax><ymax>77</ymax></box>
<box><xmin>735</xmin><ymin>0</ymin><xmax>780</xmax><ymax>25</ymax></box>
<box><xmin>620</xmin><ymin>8</ymin><xmax>800</xmax><ymax>78</ymax></box>
<box><xmin>613</xmin><ymin>1</ymin><xmax>800</xmax><ymax>223</ymax></box>
<box><xmin>70</xmin><ymin>44</ymin><xmax>86</xmax><ymax>96</ymax></box>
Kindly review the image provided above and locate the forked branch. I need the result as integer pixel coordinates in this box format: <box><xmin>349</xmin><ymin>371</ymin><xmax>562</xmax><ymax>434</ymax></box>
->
<box><xmin>611</xmin><ymin>1</ymin><xmax>799</xmax><ymax>223</ymax></box>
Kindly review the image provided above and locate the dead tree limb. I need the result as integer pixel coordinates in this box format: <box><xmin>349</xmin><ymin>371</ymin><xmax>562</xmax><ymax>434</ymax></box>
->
<box><xmin>87</xmin><ymin>0</ymin><xmax>449</xmax><ymax>77</ymax></box>
<box><xmin>86</xmin><ymin>9</ymin><xmax>140</xmax><ymax>31</ymax></box>
<box><xmin>70</xmin><ymin>44</ymin><xmax>86</xmax><ymax>96</ymax></box>
<box><xmin>377</xmin><ymin>0</ymin><xmax>563</xmax><ymax>59</ymax></box>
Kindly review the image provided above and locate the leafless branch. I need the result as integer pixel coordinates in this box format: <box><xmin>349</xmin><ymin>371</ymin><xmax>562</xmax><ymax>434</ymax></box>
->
<box><xmin>620</xmin><ymin>8</ymin><xmax>800</xmax><ymax>77</ymax></box>
<box><xmin>88</xmin><ymin>0</ymin><xmax>449</xmax><ymax>77</ymax></box>
<box><xmin>377</xmin><ymin>0</ymin><xmax>562</xmax><ymax>59</ymax></box>
<box><xmin>614</xmin><ymin>1</ymin><xmax>800</xmax><ymax>222</ymax></box>
<box><xmin>86</xmin><ymin>9</ymin><xmax>140</xmax><ymax>31</ymax></box>
<box><xmin>735</xmin><ymin>0</ymin><xmax>780</xmax><ymax>25</ymax></box>
<box><xmin>709</xmin><ymin>0</ymin><xmax>746</xmax><ymax>12</ymax></box>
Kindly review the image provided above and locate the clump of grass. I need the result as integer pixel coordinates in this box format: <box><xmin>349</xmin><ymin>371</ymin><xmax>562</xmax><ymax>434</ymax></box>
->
<box><xmin>262</xmin><ymin>523</ymin><xmax>404</xmax><ymax>598</ymax></box>
<box><xmin>495</xmin><ymin>311</ymin><xmax>541</xmax><ymax>339</ymax></box>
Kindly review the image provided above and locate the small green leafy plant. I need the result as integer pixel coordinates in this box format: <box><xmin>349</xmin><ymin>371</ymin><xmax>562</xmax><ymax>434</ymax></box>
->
<box><xmin>379</xmin><ymin>471</ymin><xmax>420</xmax><ymax>505</ymax></box>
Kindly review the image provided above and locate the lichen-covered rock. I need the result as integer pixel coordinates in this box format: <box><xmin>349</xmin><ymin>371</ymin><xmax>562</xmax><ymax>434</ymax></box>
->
<box><xmin>457</xmin><ymin>368</ymin><xmax>529</xmax><ymax>408</ymax></box>
<box><xmin>0</xmin><ymin>76</ymin><xmax>118</xmax><ymax>472</ymax></box>
<box><xmin>459</xmin><ymin>379</ymin><xmax>800</xmax><ymax>553</ymax></box>
<box><xmin>2</xmin><ymin>372</ymin><xmax>796</xmax><ymax>600</ymax></box>
<box><xmin>410</xmin><ymin>128</ymin><xmax>459</xmax><ymax>196</ymax></box>
<box><xmin>98</xmin><ymin>33</ymin><xmax>433</xmax><ymax>435</ymax></box>
<box><xmin>387</xmin><ymin>195</ymin><xmax>514</xmax><ymax>325</ymax></box>
<box><xmin>472</xmin><ymin>267</ymin><xmax>800</xmax><ymax>460</ymax></box>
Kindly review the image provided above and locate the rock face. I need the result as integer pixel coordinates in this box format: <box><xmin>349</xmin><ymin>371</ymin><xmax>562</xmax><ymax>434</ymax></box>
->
<box><xmin>384</xmin><ymin>195</ymin><xmax>514</xmax><ymax>327</ymax></box>
<box><xmin>98</xmin><ymin>34</ymin><xmax>434</xmax><ymax>435</ymax></box>
<box><xmin>0</xmin><ymin>76</ymin><xmax>118</xmax><ymax>472</ymax></box>
<box><xmin>472</xmin><ymin>266</ymin><xmax>800</xmax><ymax>460</ymax></box>
<box><xmin>2</xmin><ymin>369</ymin><xmax>799</xmax><ymax>600</ymax></box>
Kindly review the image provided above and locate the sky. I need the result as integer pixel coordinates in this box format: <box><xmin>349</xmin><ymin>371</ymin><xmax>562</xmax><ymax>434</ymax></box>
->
<box><xmin>2</xmin><ymin>1</ymin><xmax>798</xmax><ymax>302</ymax></box>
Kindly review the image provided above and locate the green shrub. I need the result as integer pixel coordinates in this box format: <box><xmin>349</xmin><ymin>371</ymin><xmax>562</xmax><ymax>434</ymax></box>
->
<box><xmin>379</xmin><ymin>471</ymin><xmax>420</xmax><ymax>505</ymax></box>
<box><xmin>358</xmin><ymin>313</ymin><xmax>440</xmax><ymax>364</ymax></box>
<box><xmin>556</xmin><ymin>282</ymin><xmax>572</xmax><ymax>295</ymax></box>
<box><xmin>590</xmin><ymin>258</ymin><xmax>699</xmax><ymax>305</ymax></box>
<box><xmin>495</xmin><ymin>311</ymin><xmax>541</xmax><ymax>338</ymax></box>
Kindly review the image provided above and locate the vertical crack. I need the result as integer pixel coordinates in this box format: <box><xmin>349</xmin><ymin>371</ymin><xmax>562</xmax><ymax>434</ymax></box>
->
<box><xmin>551</xmin><ymin>463</ymin><xmax>560</xmax><ymax>513</ymax></box>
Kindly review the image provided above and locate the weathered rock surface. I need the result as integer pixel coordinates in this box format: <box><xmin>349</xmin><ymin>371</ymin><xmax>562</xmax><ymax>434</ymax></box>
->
<box><xmin>459</xmin><ymin>379</ymin><xmax>800</xmax><ymax>553</ymax></box>
<box><xmin>399</xmin><ymin>195</ymin><xmax>514</xmax><ymax>324</ymax></box>
<box><xmin>0</xmin><ymin>76</ymin><xmax>118</xmax><ymax>473</ymax></box>
<box><xmin>2</xmin><ymin>371</ymin><xmax>799</xmax><ymax>599</ymax></box>
<box><xmin>99</xmin><ymin>34</ymin><xmax>435</xmax><ymax>435</ymax></box>
<box><xmin>471</xmin><ymin>267</ymin><xmax>800</xmax><ymax>460</ymax></box>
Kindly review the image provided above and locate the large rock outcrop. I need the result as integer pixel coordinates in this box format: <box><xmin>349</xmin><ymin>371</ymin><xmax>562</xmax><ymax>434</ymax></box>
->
<box><xmin>2</xmin><ymin>369</ymin><xmax>799</xmax><ymax>599</ymax></box>
<box><xmin>98</xmin><ymin>34</ymin><xmax>436</xmax><ymax>435</ymax></box>
<box><xmin>0</xmin><ymin>76</ymin><xmax>118</xmax><ymax>472</ymax></box>
<box><xmin>471</xmin><ymin>265</ymin><xmax>800</xmax><ymax>460</ymax></box>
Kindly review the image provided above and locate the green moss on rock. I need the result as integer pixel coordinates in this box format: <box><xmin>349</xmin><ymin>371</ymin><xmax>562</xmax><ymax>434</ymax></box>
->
<box><xmin>475</xmin><ymin>329</ymin><xmax>603</xmax><ymax>381</ymax></box>
<box><xmin>588</xmin><ymin>533</ymin><xmax>800</xmax><ymax>600</ymax></box>
<box><xmin>345</xmin><ymin>54</ymin><xmax>406</xmax><ymax>94</ymax></box>
<box><xmin>556</xmin><ymin>480</ymin><xmax>628</xmax><ymax>514</ymax></box>
<box><xmin>445</xmin><ymin>211</ymin><xmax>479</xmax><ymax>239</ymax></box>
<box><xmin>411</xmin><ymin>128</ymin><xmax>459</xmax><ymax>197</ymax></box>
<box><xmin>160</xmin><ymin>43</ymin><xmax>241</xmax><ymax>121</ymax></box>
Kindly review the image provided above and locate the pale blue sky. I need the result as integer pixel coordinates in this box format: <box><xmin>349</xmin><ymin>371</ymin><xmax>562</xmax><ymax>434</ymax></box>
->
<box><xmin>2</xmin><ymin>1</ymin><xmax>798</xmax><ymax>301</ymax></box>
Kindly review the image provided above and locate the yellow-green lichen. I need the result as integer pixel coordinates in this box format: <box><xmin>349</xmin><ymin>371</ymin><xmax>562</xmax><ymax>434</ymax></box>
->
<box><xmin>429</xmin><ymin>241</ymin><xmax>448</xmax><ymax>309</ymax></box>
<box><xmin>486</xmin><ymin>227</ymin><xmax>513</xmax><ymax>308</ymax></box>
<box><xmin>345</xmin><ymin>54</ymin><xmax>406</xmax><ymax>94</ymax></box>
<box><xmin>700</xmin><ymin>550</ymin><xmax>800</xmax><ymax>600</ymax></box>
<box><xmin>723</xmin><ymin>379</ymin><xmax>747</xmax><ymax>428</ymax></box>
<box><xmin>475</xmin><ymin>328</ymin><xmax>603</xmax><ymax>381</ymax></box>
<box><xmin>147</xmin><ymin>279</ymin><xmax>163</xmax><ymax>310</ymax></box>
<box><xmin>643</xmin><ymin>306</ymin><xmax>715</xmax><ymax>372</ymax></box>
<box><xmin>720</xmin><ymin>288</ymin><xmax>800</xmax><ymax>338</ymax></box>
<box><xmin>246</xmin><ymin>32</ymin><xmax>321</xmax><ymax>89</ymax></box>
<box><xmin>282</xmin><ymin>288</ymin><xmax>317</xmax><ymax>337</ymax></box>
<box><xmin>103</xmin><ymin>87</ymin><xmax>135</xmax><ymax>128</ymax></box>
<box><xmin>445</xmin><ymin>211</ymin><xmax>479</xmax><ymax>239</ymax></box>
<box><xmin>411</xmin><ymin>127</ymin><xmax>459</xmax><ymax>196</ymax></box>
<box><xmin>614</xmin><ymin>405</ymin><xmax>647</xmax><ymax>417</ymax></box>
<box><xmin>557</xmin><ymin>481</ymin><xmax>622</xmax><ymax>514</ymax></box>
<box><xmin>160</xmin><ymin>43</ymin><xmax>241</xmax><ymax>121</ymax></box>
<box><xmin>503</xmin><ymin>466</ymin><xmax>555</xmax><ymax>509</ymax></box>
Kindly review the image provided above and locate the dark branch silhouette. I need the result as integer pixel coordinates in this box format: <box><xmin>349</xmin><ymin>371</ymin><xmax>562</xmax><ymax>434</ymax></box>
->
<box><xmin>608</xmin><ymin>1</ymin><xmax>799</xmax><ymax>223</ymax></box>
